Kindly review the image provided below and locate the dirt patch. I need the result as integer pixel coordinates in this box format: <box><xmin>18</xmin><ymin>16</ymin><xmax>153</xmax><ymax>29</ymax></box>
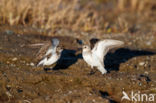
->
<box><xmin>0</xmin><ymin>25</ymin><xmax>156</xmax><ymax>103</ymax></box>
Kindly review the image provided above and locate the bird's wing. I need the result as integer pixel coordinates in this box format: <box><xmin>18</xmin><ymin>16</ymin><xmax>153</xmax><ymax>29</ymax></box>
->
<box><xmin>36</xmin><ymin>38</ymin><xmax>60</xmax><ymax>66</ymax></box>
<box><xmin>92</xmin><ymin>39</ymin><xmax>124</xmax><ymax>62</ymax></box>
<box><xmin>35</xmin><ymin>41</ymin><xmax>52</xmax><ymax>61</ymax></box>
<box><xmin>36</xmin><ymin>47</ymin><xmax>53</xmax><ymax>67</ymax></box>
<box><xmin>36</xmin><ymin>38</ymin><xmax>60</xmax><ymax>60</ymax></box>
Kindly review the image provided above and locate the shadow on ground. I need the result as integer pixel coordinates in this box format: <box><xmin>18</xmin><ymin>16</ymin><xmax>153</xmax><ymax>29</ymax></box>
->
<box><xmin>44</xmin><ymin>48</ymin><xmax>155</xmax><ymax>72</ymax></box>
<box><xmin>105</xmin><ymin>48</ymin><xmax>156</xmax><ymax>72</ymax></box>
<box><xmin>46</xmin><ymin>49</ymin><xmax>82</xmax><ymax>70</ymax></box>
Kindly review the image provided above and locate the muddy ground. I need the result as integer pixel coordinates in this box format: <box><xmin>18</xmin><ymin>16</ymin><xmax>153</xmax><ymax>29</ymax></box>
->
<box><xmin>0</xmin><ymin>25</ymin><xmax>156</xmax><ymax>103</ymax></box>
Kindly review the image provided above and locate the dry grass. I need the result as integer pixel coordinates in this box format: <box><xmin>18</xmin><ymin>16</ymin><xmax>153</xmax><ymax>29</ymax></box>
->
<box><xmin>0</xmin><ymin>0</ymin><xmax>155</xmax><ymax>34</ymax></box>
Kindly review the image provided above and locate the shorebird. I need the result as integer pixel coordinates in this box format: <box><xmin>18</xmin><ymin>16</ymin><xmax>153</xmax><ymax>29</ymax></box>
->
<box><xmin>82</xmin><ymin>39</ymin><xmax>124</xmax><ymax>74</ymax></box>
<box><xmin>36</xmin><ymin>38</ymin><xmax>63</xmax><ymax>67</ymax></box>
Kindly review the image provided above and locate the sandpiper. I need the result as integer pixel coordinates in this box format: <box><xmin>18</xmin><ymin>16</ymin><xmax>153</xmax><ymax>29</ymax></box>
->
<box><xmin>82</xmin><ymin>39</ymin><xmax>124</xmax><ymax>74</ymax></box>
<box><xmin>36</xmin><ymin>38</ymin><xmax>63</xmax><ymax>67</ymax></box>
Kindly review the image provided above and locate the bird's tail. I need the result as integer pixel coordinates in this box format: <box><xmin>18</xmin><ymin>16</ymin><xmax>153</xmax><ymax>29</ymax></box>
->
<box><xmin>28</xmin><ymin>43</ymin><xmax>45</xmax><ymax>47</ymax></box>
<box><xmin>97</xmin><ymin>65</ymin><xmax>107</xmax><ymax>74</ymax></box>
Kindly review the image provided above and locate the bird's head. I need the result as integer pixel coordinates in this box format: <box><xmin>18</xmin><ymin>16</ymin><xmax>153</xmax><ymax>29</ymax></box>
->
<box><xmin>82</xmin><ymin>45</ymin><xmax>90</xmax><ymax>52</ymax></box>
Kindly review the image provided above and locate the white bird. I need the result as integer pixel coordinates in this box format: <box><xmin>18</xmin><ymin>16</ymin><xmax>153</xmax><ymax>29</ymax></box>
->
<box><xmin>82</xmin><ymin>39</ymin><xmax>124</xmax><ymax>74</ymax></box>
<box><xmin>36</xmin><ymin>38</ymin><xmax>63</xmax><ymax>67</ymax></box>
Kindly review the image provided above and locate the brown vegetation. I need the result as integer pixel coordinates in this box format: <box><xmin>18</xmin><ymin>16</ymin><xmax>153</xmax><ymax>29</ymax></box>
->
<box><xmin>0</xmin><ymin>0</ymin><xmax>155</xmax><ymax>34</ymax></box>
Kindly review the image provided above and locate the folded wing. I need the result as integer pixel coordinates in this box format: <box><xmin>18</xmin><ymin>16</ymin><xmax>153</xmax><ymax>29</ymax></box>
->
<box><xmin>36</xmin><ymin>41</ymin><xmax>51</xmax><ymax>61</ymax></box>
<box><xmin>36</xmin><ymin>38</ymin><xmax>60</xmax><ymax>64</ymax></box>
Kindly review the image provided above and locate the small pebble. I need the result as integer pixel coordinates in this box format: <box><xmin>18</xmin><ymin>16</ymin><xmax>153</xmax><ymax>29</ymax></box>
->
<box><xmin>21</xmin><ymin>61</ymin><xmax>26</xmax><ymax>63</ymax></box>
<box><xmin>146</xmin><ymin>41</ymin><xmax>151</xmax><ymax>45</ymax></box>
<box><xmin>23</xmin><ymin>100</ymin><xmax>31</xmax><ymax>103</ymax></box>
<box><xmin>5</xmin><ymin>30</ymin><xmax>14</xmax><ymax>35</ymax></box>
<box><xmin>68</xmin><ymin>91</ymin><xmax>72</xmax><ymax>94</ymax></box>
<box><xmin>45</xmin><ymin>96</ymin><xmax>50</xmax><ymax>101</ymax></box>
<box><xmin>10</xmin><ymin>64</ymin><xmax>15</xmax><ymax>67</ymax></box>
<box><xmin>92</xmin><ymin>99</ymin><xmax>96</xmax><ymax>102</ymax></box>
<box><xmin>144</xmin><ymin>71</ymin><xmax>149</xmax><ymax>75</ymax></box>
<box><xmin>116</xmin><ymin>78</ymin><xmax>119</xmax><ymax>80</ymax></box>
<box><xmin>139</xmin><ymin>82</ymin><xmax>142</xmax><ymax>86</ymax></box>
<box><xmin>139</xmin><ymin>62</ymin><xmax>145</xmax><ymax>66</ymax></box>
<box><xmin>12</xmin><ymin>57</ymin><xmax>17</xmax><ymax>61</ymax></box>
<box><xmin>30</xmin><ymin>62</ymin><xmax>35</xmax><ymax>66</ymax></box>
<box><xmin>89</xmin><ymin>93</ymin><xmax>92</xmax><ymax>96</ymax></box>
<box><xmin>7</xmin><ymin>61</ymin><xmax>10</xmax><ymax>64</ymax></box>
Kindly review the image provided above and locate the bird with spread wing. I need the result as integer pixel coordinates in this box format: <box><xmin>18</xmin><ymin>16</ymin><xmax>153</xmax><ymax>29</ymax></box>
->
<box><xmin>82</xmin><ymin>39</ymin><xmax>124</xmax><ymax>74</ymax></box>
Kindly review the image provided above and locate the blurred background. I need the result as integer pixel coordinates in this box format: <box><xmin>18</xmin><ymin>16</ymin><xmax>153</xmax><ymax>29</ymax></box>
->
<box><xmin>0</xmin><ymin>0</ymin><xmax>155</xmax><ymax>34</ymax></box>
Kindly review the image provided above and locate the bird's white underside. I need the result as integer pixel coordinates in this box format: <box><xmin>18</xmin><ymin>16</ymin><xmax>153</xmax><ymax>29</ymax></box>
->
<box><xmin>37</xmin><ymin>47</ymin><xmax>59</xmax><ymax>66</ymax></box>
<box><xmin>37</xmin><ymin>38</ymin><xmax>61</xmax><ymax>67</ymax></box>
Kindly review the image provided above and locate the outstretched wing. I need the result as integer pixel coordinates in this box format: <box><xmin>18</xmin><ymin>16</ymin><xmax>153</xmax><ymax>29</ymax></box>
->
<box><xmin>92</xmin><ymin>39</ymin><xmax>124</xmax><ymax>62</ymax></box>
<box><xmin>36</xmin><ymin>41</ymin><xmax>51</xmax><ymax>61</ymax></box>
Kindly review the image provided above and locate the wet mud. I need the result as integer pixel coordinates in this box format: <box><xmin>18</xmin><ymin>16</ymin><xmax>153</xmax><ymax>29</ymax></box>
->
<box><xmin>0</xmin><ymin>26</ymin><xmax>156</xmax><ymax>103</ymax></box>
